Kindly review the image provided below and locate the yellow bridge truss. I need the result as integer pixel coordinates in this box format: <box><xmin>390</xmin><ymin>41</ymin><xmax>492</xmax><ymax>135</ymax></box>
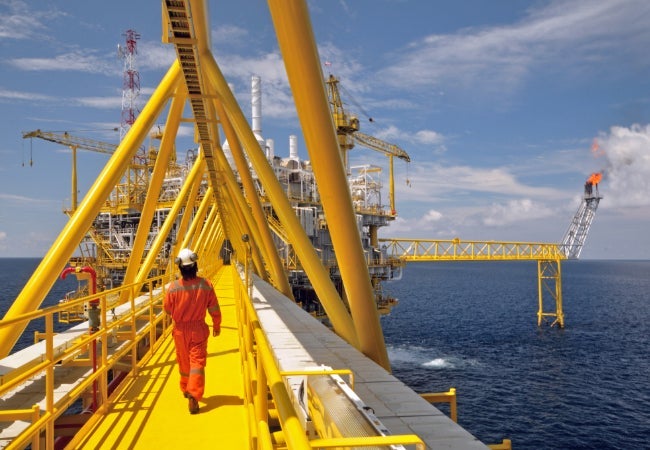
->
<box><xmin>380</xmin><ymin>238</ymin><xmax>567</xmax><ymax>327</ymax></box>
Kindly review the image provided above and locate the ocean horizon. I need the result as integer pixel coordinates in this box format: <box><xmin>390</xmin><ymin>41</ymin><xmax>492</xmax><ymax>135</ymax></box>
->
<box><xmin>2</xmin><ymin>258</ymin><xmax>649</xmax><ymax>449</ymax></box>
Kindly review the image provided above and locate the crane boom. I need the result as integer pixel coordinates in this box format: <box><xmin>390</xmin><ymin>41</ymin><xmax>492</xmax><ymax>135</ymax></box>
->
<box><xmin>22</xmin><ymin>129</ymin><xmax>119</xmax><ymax>211</ymax></box>
<box><xmin>353</xmin><ymin>131</ymin><xmax>410</xmax><ymax>162</ymax></box>
<box><xmin>22</xmin><ymin>129</ymin><xmax>118</xmax><ymax>154</ymax></box>
<box><xmin>324</xmin><ymin>74</ymin><xmax>411</xmax><ymax>215</ymax></box>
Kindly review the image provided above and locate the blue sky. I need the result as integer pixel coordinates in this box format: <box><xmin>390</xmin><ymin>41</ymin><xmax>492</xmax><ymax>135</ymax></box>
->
<box><xmin>1</xmin><ymin>0</ymin><xmax>649</xmax><ymax>259</ymax></box>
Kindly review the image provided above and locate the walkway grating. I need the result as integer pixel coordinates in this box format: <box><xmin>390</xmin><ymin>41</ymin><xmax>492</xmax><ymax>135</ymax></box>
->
<box><xmin>75</xmin><ymin>267</ymin><xmax>249</xmax><ymax>449</ymax></box>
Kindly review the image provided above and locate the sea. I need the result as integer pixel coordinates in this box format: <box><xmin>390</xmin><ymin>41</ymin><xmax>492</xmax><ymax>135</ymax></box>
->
<box><xmin>1</xmin><ymin>258</ymin><xmax>649</xmax><ymax>449</ymax></box>
<box><xmin>381</xmin><ymin>260</ymin><xmax>650</xmax><ymax>450</ymax></box>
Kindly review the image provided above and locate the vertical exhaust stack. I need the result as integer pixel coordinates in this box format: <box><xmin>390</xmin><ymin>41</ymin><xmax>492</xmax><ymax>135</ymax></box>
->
<box><xmin>289</xmin><ymin>135</ymin><xmax>299</xmax><ymax>161</ymax></box>
<box><xmin>266</xmin><ymin>138</ymin><xmax>274</xmax><ymax>160</ymax></box>
<box><xmin>251</xmin><ymin>75</ymin><xmax>264</xmax><ymax>147</ymax></box>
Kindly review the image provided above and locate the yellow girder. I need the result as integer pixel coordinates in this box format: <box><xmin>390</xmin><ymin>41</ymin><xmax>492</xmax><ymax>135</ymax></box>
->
<box><xmin>380</xmin><ymin>237</ymin><xmax>567</xmax><ymax>262</ymax></box>
<box><xmin>380</xmin><ymin>237</ymin><xmax>566</xmax><ymax>327</ymax></box>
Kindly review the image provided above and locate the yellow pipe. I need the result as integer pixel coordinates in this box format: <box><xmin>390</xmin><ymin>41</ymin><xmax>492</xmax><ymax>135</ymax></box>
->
<box><xmin>249</xmin><ymin>301</ymin><xmax>311</xmax><ymax>450</ymax></box>
<box><xmin>180</xmin><ymin>186</ymin><xmax>212</xmax><ymax>251</ymax></box>
<box><xmin>201</xmin><ymin>51</ymin><xmax>359</xmax><ymax>349</ymax></box>
<box><xmin>136</xmin><ymin>153</ymin><xmax>206</xmax><ymax>284</ymax></box>
<box><xmin>0</xmin><ymin>61</ymin><xmax>181</xmax><ymax>358</ymax></box>
<box><xmin>201</xmin><ymin>200</ymin><xmax>227</xmax><ymax>264</ymax></box>
<box><xmin>203</xmin><ymin>92</ymin><xmax>268</xmax><ymax>278</ymax></box>
<box><xmin>267</xmin><ymin>0</ymin><xmax>390</xmax><ymax>370</ymax></box>
<box><xmin>169</xmin><ymin>162</ymin><xmax>204</xmax><ymax>270</ymax></box>
<box><xmin>214</xmin><ymin>100</ymin><xmax>292</xmax><ymax>298</ymax></box>
<box><xmin>71</xmin><ymin>146</ymin><xmax>78</xmax><ymax>211</ymax></box>
<box><xmin>121</xmin><ymin>78</ymin><xmax>185</xmax><ymax>294</ymax></box>
<box><xmin>219</xmin><ymin>183</ymin><xmax>267</xmax><ymax>277</ymax></box>
<box><xmin>195</xmin><ymin>203</ymin><xmax>219</xmax><ymax>257</ymax></box>
<box><xmin>389</xmin><ymin>154</ymin><xmax>395</xmax><ymax>214</ymax></box>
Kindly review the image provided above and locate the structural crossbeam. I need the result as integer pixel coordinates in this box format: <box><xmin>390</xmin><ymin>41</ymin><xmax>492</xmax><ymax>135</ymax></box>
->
<box><xmin>380</xmin><ymin>238</ymin><xmax>567</xmax><ymax>262</ymax></box>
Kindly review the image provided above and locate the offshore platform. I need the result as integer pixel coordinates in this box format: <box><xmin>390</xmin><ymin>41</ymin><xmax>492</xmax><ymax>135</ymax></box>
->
<box><xmin>1</xmin><ymin>1</ymin><xmax>602</xmax><ymax>449</ymax></box>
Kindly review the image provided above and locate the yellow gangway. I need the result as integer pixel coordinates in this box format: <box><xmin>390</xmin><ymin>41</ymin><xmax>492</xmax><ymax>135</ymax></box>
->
<box><xmin>72</xmin><ymin>267</ymin><xmax>249</xmax><ymax>449</ymax></box>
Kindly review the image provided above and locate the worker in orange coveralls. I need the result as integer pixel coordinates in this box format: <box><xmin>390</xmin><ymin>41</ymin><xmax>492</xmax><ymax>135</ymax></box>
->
<box><xmin>164</xmin><ymin>248</ymin><xmax>221</xmax><ymax>414</ymax></box>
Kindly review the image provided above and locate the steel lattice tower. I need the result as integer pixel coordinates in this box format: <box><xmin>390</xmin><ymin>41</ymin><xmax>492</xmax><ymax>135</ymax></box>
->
<box><xmin>561</xmin><ymin>182</ymin><xmax>602</xmax><ymax>259</ymax></box>
<box><xmin>118</xmin><ymin>29</ymin><xmax>141</xmax><ymax>141</ymax></box>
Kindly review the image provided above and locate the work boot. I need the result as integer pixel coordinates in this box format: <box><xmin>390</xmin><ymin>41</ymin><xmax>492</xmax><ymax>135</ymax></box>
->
<box><xmin>188</xmin><ymin>395</ymin><xmax>199</xmax><ymax>414</ymax></box>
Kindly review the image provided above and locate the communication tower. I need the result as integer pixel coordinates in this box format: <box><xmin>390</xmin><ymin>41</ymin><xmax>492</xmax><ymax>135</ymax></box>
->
<box><xmin>118</xmin><ymin>29</ymin><xmax>141</xmax><ymax>141</ymax></box>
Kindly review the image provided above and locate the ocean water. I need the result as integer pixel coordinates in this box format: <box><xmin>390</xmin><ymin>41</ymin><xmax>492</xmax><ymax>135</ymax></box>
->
<box><xmin>1</xmin><ymin>258</ymin><xmax>648</xmax><ymax>448</ymax></box>
<box><xmin>0</xmin><ymin>258</ymin><xmax>80</xmax><ymax>351</ymax></box>
<box><xmin>381</xmin><ymin>260</ymin><xmax>650</xmax><ymax>450</ymax></box>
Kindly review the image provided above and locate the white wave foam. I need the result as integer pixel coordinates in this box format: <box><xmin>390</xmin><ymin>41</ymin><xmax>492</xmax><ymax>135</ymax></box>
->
<box><xmin>423</xmin><ymin>357</ymin><xmax>450</xmax><ymax>368</ymax></box>
<box><xmin>387</xmin><ymin>344</ymin><xmax>480</xmax><ymax>370</ymax></box>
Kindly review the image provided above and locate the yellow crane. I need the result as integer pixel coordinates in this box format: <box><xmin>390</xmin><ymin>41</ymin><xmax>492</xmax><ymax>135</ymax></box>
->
<box><xmin>325</xmin><ymin>74</ymin><xmax>410</xmax><ymax>215</ymax></box>
<box><xmin>22</xmin><ymin>129</ymin><xmax>118</xmax><ymax>212</ymax></box>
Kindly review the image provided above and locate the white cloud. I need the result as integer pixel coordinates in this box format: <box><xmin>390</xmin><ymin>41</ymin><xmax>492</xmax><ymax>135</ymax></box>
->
<box><xmin>380</xmin><ymin>0</ymin><xmax>650</xmax><ymax>95</ymax></box>
<box><xmin>423</xmin><ymin>209</ymin><xmax>443</xmax><ymax>223</ymax></box>
<box><xmin>0</xmin><ymin>0</ymin><xmax>57</xmax><ymax>40</ymax></box>
<box><xmin>368</xmin><ymin>125</ymin><xmax>446</xmax><ymax>155</ymax></box>
<box><xmin>414</xmin><ymin>130</ymin><xmax>444</xmax><ymax>146</ymax></box>
<box><xmin>595</xmin><ymin>123</ymin><xmax>650</xmax><ymax>208</ymax></box>
<box><xmin>75</xmin><ymin>96</ymin><xmax>123</xmax><ymax>109</ymax></box>
<box><xmin>9</xmin><ymin>51</ymin><xmax>115</xmax><ymax>74</ymax></box>
<box><xmin>482</xmin><ymin>198</ymin><xmax>554</xmax><ymax>226</ymax></box>
<box><xmin>137</xmin><ymin>41</ymin><xmax>176</xmax><ymax>71</ymax></box>
<box><xmin>0</xmin><ymin>88</ymin><xmax>53</xmax><ymax>102</ymax></box>
<box><xmin>0</xmin><ymin>193</ymin><xmax>52</xmax><ymax>204</ymax></box>
<box><xmin>212</xmin><ymin>24</ymin><xmax>249</xmax><ymax>45</ymax></box>
<box><xmin>399</xmin><ymin>162</ymin><xmax>566</xmax><ymax>201</ymax></box>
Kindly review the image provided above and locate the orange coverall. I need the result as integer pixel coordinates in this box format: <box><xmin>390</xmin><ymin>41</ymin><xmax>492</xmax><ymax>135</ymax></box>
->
<box><xmin>164</xmin><ymin>277</ymin><xmax>221</xmax><ymax>401</ymax></box>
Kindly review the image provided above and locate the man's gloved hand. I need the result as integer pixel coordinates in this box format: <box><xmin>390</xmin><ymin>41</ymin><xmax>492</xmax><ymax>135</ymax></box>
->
<box><xmin>212</xmin><ymin>326</ymin><xmax>221</xmax><ymax>337</ymax></box>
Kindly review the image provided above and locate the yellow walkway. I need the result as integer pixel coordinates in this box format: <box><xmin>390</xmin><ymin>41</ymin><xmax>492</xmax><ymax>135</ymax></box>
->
<box><xmin>75</xmin><ymin>267</ymin><xmax>249</xmax><ymax>449</ymax></box>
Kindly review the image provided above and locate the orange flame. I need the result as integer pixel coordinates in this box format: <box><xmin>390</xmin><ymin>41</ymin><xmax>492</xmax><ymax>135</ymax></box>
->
<box><xmin>587</xmin><ymin>172</ymin><xmax>602</xmax><ymax>185</ymax></box>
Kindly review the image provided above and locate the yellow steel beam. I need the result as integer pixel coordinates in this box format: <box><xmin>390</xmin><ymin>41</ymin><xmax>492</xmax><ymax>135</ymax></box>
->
<box><xmin>134</xmin><ymin>152</ymin><xmax>207</xmax><ymax>287</ymax></box>
<box><xmin>380</xmin><ymin>238</ymin><xmax>566</xmax><ymax>261</ymax></box>
<box><xmin>538</xmin><ymin>260</ymin><xmax>564</xmax><ymax>327</ymax></box>
<box><xmin>170</xmin><ymin>159</ymin><xmax>205</xmax><ymax>263</ymax></box>
<box><xmin>163</xmin><ymin>0</ymin><xmax>360</xmax><ymax>351</ymax></box>
<box><xmin>214</xmin><ymin>100</ymin><xmax>293</xmax><ymax>299</ymax></box>
<box><xmin>0</xmin><ymin>61</ymin><xmax>181</xmax><ymax>358</ymax></box>
<box><xmin>121</xmin><ymin>78</ymin><xmax>186</xmax><ymax>292</ymax></box>
<box><xmin>180</xmin><ymin>186</ymin><xmax>213</xmax><ymax>254</ymax></box>
<box><xmin>202</xmin><ymin>90</ymin><xmax>270</xmax><ymax>279</ymax></box>
<box><xmin>382</xmin><ymin>237</ymin><xmax>566</xmax><ymax>327</ymax></box>
<box><xmin>201</xmin><ymin>47</ymin><xmax>360</xmax><ymax>350</ymax></box>
<box><xmin>268</xmin><ymin>0</ymin><xmax>390</xmax><ymax>370</ymax></box>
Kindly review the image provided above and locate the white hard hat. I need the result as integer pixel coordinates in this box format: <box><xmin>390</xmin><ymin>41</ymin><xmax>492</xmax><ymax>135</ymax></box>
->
<box><xmin>176</xmin><ymin>248</ymin><xmax>198</xmax><ymax>266</ymax></box>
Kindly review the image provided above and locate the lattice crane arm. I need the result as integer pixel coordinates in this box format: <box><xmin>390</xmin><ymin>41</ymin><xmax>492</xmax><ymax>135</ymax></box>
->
<box><xmin>21</xmin><ymin>129</ymin><xmax>119</xmax><ymax>212</ymax></box>
<box><xmin>22</xmin><ymin>129</ymin><xmax>118</xmax><ymax>154</ymax></box>
<box><xmin>352</xmin><ymin>131</ymin><xmax>410</xmax><ymax>162</ymax></box>
<box><xmin>324</xmin><ymin>74</ymin><xmax>411</xmax><ymax>215</ymax></box>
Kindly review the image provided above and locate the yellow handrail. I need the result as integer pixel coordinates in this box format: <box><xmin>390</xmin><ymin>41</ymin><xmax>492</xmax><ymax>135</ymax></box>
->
<box><xmin>421</xmin><ymin>388</ymin><xmax>458</xmax><ymax>422</ymax></box>
<box><xmin>234</xmin><ymin>262</ymin><xmax>427</xmax><ymax>450</ymax></box>
<box><xmin>0</xmin><ymin>275</ymin><xmax>171</xmax><ymax>448</ymax></box>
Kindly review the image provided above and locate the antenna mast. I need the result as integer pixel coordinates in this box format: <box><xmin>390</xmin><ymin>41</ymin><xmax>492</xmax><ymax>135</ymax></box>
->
<box><xmin>118</xmin><ymin>29</ymin><xmax>141</xmax><ymax>141</ymax></box>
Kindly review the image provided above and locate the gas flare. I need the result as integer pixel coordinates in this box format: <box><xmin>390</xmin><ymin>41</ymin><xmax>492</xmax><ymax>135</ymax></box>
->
<box><xmin>587</xmin><ymin>172</ymin><xmax>602</xmax><ymax>185</ymax></box>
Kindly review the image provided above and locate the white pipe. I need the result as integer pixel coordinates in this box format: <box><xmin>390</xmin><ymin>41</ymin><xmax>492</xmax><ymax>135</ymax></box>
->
<box><xmin>252</xmin><ymin>75</ymin><xmax>262</xmax><ymax>136</ymax></box>
<box><xmin>289</xmin><ymin>134</ymin><xmax>298</xmax><ymax>160</ymax></box>
<box><xmin>266</xmin><ymin>138</ymin><xmax>274</xmax><ymax>160</ymax></box>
